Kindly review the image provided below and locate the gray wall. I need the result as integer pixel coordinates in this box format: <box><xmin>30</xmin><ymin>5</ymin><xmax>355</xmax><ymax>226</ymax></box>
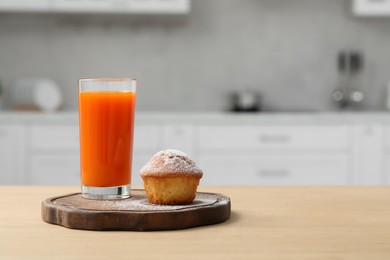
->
<box><xmin>1</xmin><ymin>0</ymin><xmax>390</xmax><ymax>112</ymax></box>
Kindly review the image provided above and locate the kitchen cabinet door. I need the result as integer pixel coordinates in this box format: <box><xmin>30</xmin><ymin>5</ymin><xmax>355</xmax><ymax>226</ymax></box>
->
<box><xmin>27</xmin><ymin>124</ymin><xmax>79</xmax><ymax>185</ymax></box>
<box><xmin>0</xmin><ymin>0</ymin><xmax>49</xmax><ymax>12</ymax></box>
<box><xmin>198</xmin><ymin>125</ymin><xmax>349</xmax><ymax>152</ymax></box>
<box><xmin>383</xmin><ymin>126</ymin><xmax>390</xmax><ymax>184</ymax></box>
<box><xmin>30</xmin><ymin>125</ymin><xmax>79</xmax><ymax>151</ymax></box>
<box><xmin>351</xmin><ymin>125</ymin><xmax>384</xmax><ymax>185</ymax></box>
<box><xmin>54</xmin><ymin>0</ymin><xmax>115</xmax><ymax>13</ymax></box>
<box><xmin>0</xmin><ymin>0</ymin><xmax>190</xmax><ymax>14</ymax></box>
<box><xmin>385</xmin><ymin>155</ymin><xmax>390</xmax><ymax>185</ymax></box>
<box><xmin>133</xmin><ymin>125</ymin><xmax>161</xmax><ymax>151</ymax></box>
<box><xmin>198</xmin><ymin>155</ymin><xmax>349</xmax><ymax>186</ymax></box>
<box><xmin>0</xmin><ymin>126</ymin><xmax>24</xmax><ymax>185</ymax></box>
<box><xmin>353</xmin><ymin>0</ymin><xmax>390</xmax><ymax>16</ymax></box>
<box><xmin>118</xmin><ymin>0</ymin><xmax>190</xmax><ymax>14</ymax></box>
<box><xmin>29</xmin><ymin>154</ymin><xmax>80</xmax><ymax>185</ymax></box>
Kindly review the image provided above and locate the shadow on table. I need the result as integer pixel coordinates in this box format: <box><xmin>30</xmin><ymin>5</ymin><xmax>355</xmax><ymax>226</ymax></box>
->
<box><xmin>221</xmin><ymin>210</ymin><xmax>240</xmax><ymax>226</ymax></box>
<box><xmin>187</xmin><ymin>210</ymin><xmax>241</xmax><ymax>232</ymax></box>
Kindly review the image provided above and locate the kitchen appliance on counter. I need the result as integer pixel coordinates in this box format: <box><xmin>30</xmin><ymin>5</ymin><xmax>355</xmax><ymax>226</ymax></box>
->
<box><xmin>229</xmin><ymin>89</ymin><xmax>261</xmax><ymax>112</ymax></box>
<box><xmin>332</xmin><ymin>50</ymin><xmax>365</xmax><ymax>110</ymax></box>
<box><xmin>11</xmin><ymin>78</ymin><xmax>63</xmax><ymax>112</ymax></box>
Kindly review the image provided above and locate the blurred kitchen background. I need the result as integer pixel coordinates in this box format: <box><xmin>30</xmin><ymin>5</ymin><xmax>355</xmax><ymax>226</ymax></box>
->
<box><xmin>1</xmin><ymin>0</ymin><xmax>390</xmax><ymax>186</ymax></box>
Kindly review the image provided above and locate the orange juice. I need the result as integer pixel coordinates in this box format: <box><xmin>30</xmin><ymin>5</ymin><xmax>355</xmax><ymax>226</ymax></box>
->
<box><xmin>79</xmin><ymin>91</ymin><xmax>136</xmax><ymax>187</ymax></box>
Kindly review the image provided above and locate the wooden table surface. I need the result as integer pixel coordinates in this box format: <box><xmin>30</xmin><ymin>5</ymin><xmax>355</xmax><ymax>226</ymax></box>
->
<box><xmin>1</xmin><ymin>186</ymin><xmax>390</xmax><ymax>259</ymax></box>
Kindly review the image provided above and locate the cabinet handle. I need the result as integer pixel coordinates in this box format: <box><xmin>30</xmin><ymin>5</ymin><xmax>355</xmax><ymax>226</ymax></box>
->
<box><xmin>259</xmin><ymin>134</ymin><xmax>291</xmax><ymax>143</ymax></box>
<box><xmin>258</xmin><ymin>169</ymin><xmax>290</xmax><ymax>178</ymax></box>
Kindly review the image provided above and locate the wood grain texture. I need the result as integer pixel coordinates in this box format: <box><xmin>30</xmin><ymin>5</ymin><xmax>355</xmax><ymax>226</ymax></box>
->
<box><xmin>1</xmin><ymin>186</ymin><xmax>390</xmax><ymax>259</ymax></box>
<box><xmin>41</xmin><ymin>189</ymin><xmax>231</xmax><ymax>231</ymax></box>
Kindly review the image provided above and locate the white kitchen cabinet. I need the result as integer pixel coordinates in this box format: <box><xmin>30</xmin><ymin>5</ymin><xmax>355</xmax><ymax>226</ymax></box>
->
<box><xmin>30</xmin><ymin>125</ymin><xmax>79</xmax><ymax>151</ymax></box>
<box><xmin>353</xmin><ymin>0</ymin><xmax>390</xmax><ymax>16</ymax></box>
<box><xmin>27</xmin><ymin>124</ymin><xmax>80</xmax><ymax>185</ymax></box>
<box><xmin>385</xmin><ymin>156</ymin><xmax>390</xmax><ymax>185</ymax></box>
<box><xmin>197</xmin><ymin>125</ymin><xmax>350</xmax><ymax>185</ymax></box>
<box><xmin>0</xmin><ymin>113</ymin><xmax>389</xmax><ymax>186</ymax></box>
<box><xmin>351</xmin><ymin>125</ymin><xmax>384</xmax><ymax>185</ymax></box>
<box><xmin>0</xmin><ymin>0</ymin><xmax>190</xmax><ymax>14</ymax></box>
<box><xmin>114</xmin><ymin>0</ymin><xmax>190</xmax><ymax>14</ymax></box>
<box><xmin>383</xmin><ymin>126</ymin><xmax>390</xmax><ymax>184</ymax></box>
<box><xmin>0</xmin><ymin>0</ymin><xmax>50</xmax><ymax>12</ymax></box>
<box><xmin>199</xmin><ymin>155</ymin><xmax>349</xmax><ymax>186</ymax></box>
<box><xmin>29</xmin><ymin>154</ymin><xmax>80</xmax><ymax>185</ymax></box>
<box><xmin>133</xmin><ymin>125</ymin><xmax>161</xmax><ymax>151</ymax></box>
<box><xmin>53</xmin><ymin>0</ymin><xmax>116</xmax><ymax>13</ymax></box>
<box><xmin>198</xmin><ymin>125</ymin><xmax>349</xmax><ymax>152</ymax></box>
<box><xmin>54</xmin><ymin>0</ymin><xmax>190</xmax><ymax>14</ymax></box>
<box><xmin>0</xmin><ymin>125</ymin><xmax>25</xmax><ymax>184</ymax></box>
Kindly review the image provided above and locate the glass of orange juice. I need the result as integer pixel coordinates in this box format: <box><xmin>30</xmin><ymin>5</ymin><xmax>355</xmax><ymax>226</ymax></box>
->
<box><xmin>78</xmin><ymin>78</ymin><xmax>136</xmax><ymax>199</ymax></box>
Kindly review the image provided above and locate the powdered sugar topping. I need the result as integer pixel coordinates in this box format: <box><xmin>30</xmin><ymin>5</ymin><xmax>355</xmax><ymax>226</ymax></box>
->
<box><xmin>139</xmin><ymin>149</ymin><xmax>203</xmax><ymax>177</ymax></box>
<box><xmin>61</xmin><ymin>190</ymin><xmax>217</xmax><ymax>212</ymax></box>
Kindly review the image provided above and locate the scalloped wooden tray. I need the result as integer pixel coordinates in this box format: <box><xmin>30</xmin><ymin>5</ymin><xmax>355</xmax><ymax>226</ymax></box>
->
<box><xmin>41</xmin><ymin>189</ymin><xmax>231</xmax><ymax>231</ymax></box>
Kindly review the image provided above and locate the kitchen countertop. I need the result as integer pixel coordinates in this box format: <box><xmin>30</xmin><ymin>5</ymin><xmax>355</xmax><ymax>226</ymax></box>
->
<box><xmin>1</xmin><ymin>186</ymin><xmax>390</xmax><ymax>259</ymax></box>
<box><xmin>1</xmin><ymin>111</ymin><xmax>390</xmax><ymax>125</ymax></box>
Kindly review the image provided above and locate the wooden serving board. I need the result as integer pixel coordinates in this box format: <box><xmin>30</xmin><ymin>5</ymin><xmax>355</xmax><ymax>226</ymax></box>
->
<box><xmin>41</xmin><ymin>189</ymin><xmax>231</xmax><ymax>231</ymax></box>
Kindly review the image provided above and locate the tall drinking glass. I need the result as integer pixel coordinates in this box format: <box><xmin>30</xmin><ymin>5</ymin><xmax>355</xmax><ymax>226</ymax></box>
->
<box><xmin>78</xmin><ymin>78</ymin><xmax>136</xmax><ymax>199</ymax></box>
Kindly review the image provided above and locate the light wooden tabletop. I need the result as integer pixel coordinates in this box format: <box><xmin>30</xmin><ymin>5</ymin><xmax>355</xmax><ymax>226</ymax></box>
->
<box><xmin>1</xmin><ymin>186</ymin><xmax>390</xmax><ymax>259</ymax></box>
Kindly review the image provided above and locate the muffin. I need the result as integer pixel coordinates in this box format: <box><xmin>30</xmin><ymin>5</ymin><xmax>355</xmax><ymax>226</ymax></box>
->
<box><xmin>140</xmin><ymin>149</ymin><xmax>203</xmax><ymax>205</ymax></box>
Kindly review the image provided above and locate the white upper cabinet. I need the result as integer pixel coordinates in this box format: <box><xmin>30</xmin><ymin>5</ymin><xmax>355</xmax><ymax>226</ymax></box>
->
<box><xmin>0</xmin><ymin>0</ymin><xmax>50</xmax><ymax>12</ymax></box>
<box><xmin>0</xmin><ymin>0</ymin><xmax>190</xmax><ymax>14</ymax></box>
<box><xmin>353</xmin><ymin>0</ymin><xmax>390</xmax><ymax>16</ymax></box>
<box><xmin>54</xmin><ymin>0</ymin><xmax>118</xmax><ymax>13</ymax></box>
<box><xmin>116</xmin><ymin>0</ymin><xmax>190</xmax><ymax>14</ymax></box>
